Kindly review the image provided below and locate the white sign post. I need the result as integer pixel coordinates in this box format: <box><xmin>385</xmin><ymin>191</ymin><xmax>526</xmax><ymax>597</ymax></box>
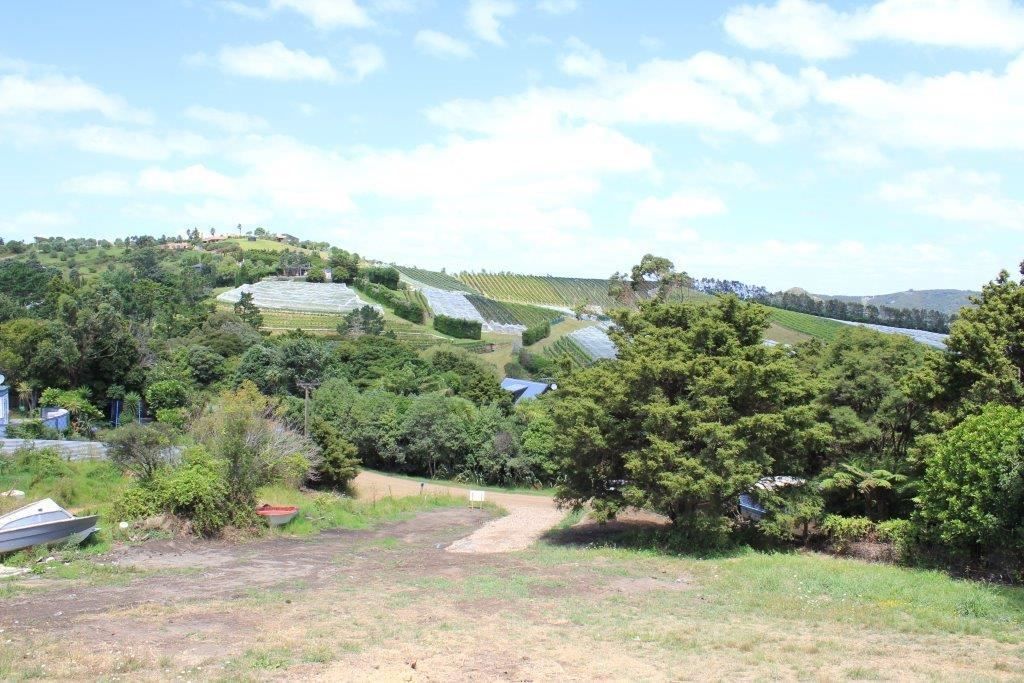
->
<box><xmin>469</xmin><ymin>490</ymin><xmax>486</xmax><ymax>509</ymax></box>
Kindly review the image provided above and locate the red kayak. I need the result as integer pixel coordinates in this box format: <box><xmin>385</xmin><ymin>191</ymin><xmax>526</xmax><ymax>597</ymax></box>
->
<box><xmin>256</xmin><ymin>504</ymin><xmax>299</xmax><ymax>527</ymax></box>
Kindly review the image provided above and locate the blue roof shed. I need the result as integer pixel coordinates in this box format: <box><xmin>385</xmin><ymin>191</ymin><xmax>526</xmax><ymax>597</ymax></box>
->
<box><xmin>500</xmin><ymin>378</ymin><xmax>554</xmax><ymax>404</ymax></box>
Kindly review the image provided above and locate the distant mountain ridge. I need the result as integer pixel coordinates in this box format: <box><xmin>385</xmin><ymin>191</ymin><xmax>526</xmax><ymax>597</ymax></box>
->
<box><xmin>815</xmin><ymin>289</ymin><xmax>977</xmax><ymax>316</ymax></box>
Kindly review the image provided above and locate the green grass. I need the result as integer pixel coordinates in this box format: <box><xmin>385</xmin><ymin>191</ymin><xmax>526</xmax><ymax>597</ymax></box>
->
<box><xmin>0</xmin><ymin>455</ymin><xmax>127</xmax><ymax>519</ymax></box>
<box><xmin>766</xmin><ymin>307</ymin><xmax>849</xmax><ymax>342</ymax></box>
<box><xmin>253</xmin><ymin>484</ymin><xmax>466</xmax><ymax>536</ymax></box>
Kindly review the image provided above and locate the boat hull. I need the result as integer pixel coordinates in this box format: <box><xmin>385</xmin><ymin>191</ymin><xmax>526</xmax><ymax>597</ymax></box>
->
<box><xmin>0</xmin><ymin>515</ymin><xmax>99</xmax><ymax>553</ymax></box>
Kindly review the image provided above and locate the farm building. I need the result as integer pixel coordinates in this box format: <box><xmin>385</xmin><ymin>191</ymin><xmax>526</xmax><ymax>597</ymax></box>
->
<box><xmin>0</xmin><ymin>382</ymin><xmax>8</xmax><ymax>437</ymax></box>
<box><xmin>500</xmin><ymin>378</ymin><xmax>555</xmax><ymax>404</ymax></box>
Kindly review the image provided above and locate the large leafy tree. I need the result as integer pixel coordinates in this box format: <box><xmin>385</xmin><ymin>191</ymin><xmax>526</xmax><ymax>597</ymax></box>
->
<box><xmin>553</xmin><ymin>296</ymin><xmax>827</xmax><ymax>535</ymax></box>
<box><xmin>943</xmin><ymin>262</ymin><xmax>1024</xmax><ymax>410</ymax></box>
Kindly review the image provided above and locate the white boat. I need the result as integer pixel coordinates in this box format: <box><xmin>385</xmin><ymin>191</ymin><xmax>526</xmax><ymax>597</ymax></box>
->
<box><xmin>0</xmin><ymin>498</ymin><xmax>99</xmax><ymax>554</ymax></box>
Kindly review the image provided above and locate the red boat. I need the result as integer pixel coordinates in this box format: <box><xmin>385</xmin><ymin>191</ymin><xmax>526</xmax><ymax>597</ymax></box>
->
<box><xmin>256</xmin><ymin>504</ymin><xmax>299</xmax><ymax>527</ymax></box>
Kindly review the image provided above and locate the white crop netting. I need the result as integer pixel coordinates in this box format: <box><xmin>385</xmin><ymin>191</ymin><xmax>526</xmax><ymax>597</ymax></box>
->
<box><xmin>570</xmin><ymin>326</ymin><xmax>618</xmax><ymax>360</ymax></box>
<box><xmin>216</xmin><ymin>281</ymin><xmax>375</xmax><ymax>313</ymax></box>
<box><xmin>833</xmin><ymin>320</ymin><xmax>948</xmax><ymax>350</ymax></box>
<box><xmin>421</xmin><ymin>287</ymin><xmax>526</xmax><ymax>334</ymax></box>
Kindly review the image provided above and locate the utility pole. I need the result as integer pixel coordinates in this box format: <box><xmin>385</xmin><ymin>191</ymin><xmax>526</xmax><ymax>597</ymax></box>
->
<box><xmin>296</xmin><ymin>381</ymin><xmax>319</xmax><ymax>437</ymax></box>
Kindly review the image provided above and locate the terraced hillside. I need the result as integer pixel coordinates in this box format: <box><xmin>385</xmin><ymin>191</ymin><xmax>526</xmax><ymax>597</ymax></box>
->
<box><xmin>397</xmin><ymin>266</ymin><xmax>478</xmax><ymax>293</ymax></box>
<box><xmin>767</xmin><ymin>307</ymin><xmax>848</xmax><ymax>342</ymax></box>
<box><xmin>465</xmin><ymin>295</ymin><xmax>562</xmax><ymax>328</ymax></box>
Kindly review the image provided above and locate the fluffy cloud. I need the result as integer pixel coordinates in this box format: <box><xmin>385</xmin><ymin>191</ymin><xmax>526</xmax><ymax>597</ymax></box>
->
<box><xmin>138</xmin><ymin>164</ymin><xmax>246</xmax><ymax>199</ymax></box>
<box><xmin>537</xmin><ymin>0</ymin><xmax>577</xmax><ymax>14</ymax></box>
<box><xmin>63</xmin><ymin>172</ymin><xmax>132</xmax><ymax>195</ymax></box>
<box><xmin>184</xmin><ymin>105</ymin><xmax>268</xmax><ymax>133</ymax></box>
<box><xmin>725</xmin><ymin>0</ymin><xmax>1024</xmax><ymax>60</ymax></box>
<box><xmin>878</xmin><ymin>166</ymin><xmax>1024</xmax><ymax>230</ymax></box>
<box><xmin>68</xmin><ymin>126</ymin><xmax>211</xmax><ymax>161</ymax></box>
<box><xmin>559</xmin><ymin>38</ymin><xmax>610</xmax><ymax>79</ymax></box>
<box><xmin>430</xmin><ymin>51</ymin><xmax>809</xmax><ymax>143</ymax></box>
<box><xmin>268</xmin><ymin>0</ymin><xmax>372</xmax><ymax>28</ymax></box>
<box><xmin>0</xmin><ymin>74</ymin><xmax>149</xmax><ymax>123</ymax></box>
<box><xmin>629</xmin><ymin>192</ymin><xmax>726</xmax><ymax>234</ymax></box>
<box><xmin>196</xmin><ymin>41</ymin><xmax>384</xmax><ymax>83</ymax></box>
<box><xmin>210</xmin><ymin>42</ymin><xmax>338</xmax><ymax>81</ymax></box>
<box><xmin>467</xmin><ymin>0</ymin><xmax>517</xmax><ymax>45</ymax></box>
<box><xmin>414</xmin><ymin>30</ymin><xmax>473</xmax><ymax>59</ymax></box>
<box><xmin>808</xmin><ymin>54</ymin><xmax>1024</xmax><ymax>150</ymax></box>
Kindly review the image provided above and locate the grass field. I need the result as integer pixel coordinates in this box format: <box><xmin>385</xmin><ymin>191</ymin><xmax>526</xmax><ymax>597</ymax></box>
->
<box><xmin>767</xmin><ymin>307</ymin><xmax>849</xmax><ymax>342</ymax></box>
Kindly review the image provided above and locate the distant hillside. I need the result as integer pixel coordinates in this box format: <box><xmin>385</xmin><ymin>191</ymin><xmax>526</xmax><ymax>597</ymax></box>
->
<box><xmin>819</xmin><ymin>289</ymin><xmax>976</xmax><ymax>316</ymax></box>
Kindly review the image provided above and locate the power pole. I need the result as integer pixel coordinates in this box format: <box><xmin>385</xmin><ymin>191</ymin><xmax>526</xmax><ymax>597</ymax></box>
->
<box><xmin>296</xmin><ymin>381</ymin><xmax>319</xmax><ymax>437</ymax></box>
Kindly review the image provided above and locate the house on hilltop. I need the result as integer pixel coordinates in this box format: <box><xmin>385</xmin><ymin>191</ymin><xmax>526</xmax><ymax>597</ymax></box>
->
<box><xmin>500</xmin><ymin>378</ymin><xmax>555</xmax><ymax>405</ymax></box>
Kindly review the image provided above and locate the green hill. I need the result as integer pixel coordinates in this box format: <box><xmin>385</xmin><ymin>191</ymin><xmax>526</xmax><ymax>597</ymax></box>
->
<box><xmin>815</xmin><ymin>289</ymin><xmax>976</xmax><ymax>316</ymax></box>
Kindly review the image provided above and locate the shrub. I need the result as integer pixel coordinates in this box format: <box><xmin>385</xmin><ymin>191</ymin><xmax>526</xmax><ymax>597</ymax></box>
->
<box><xmin>393</xmin><ymin>299</ymin><xmax>425</xmax><ymax>324</ymax></box>
<box><xmin>433</xmin><ymin>315</ymin><xmax>482</xmax><ymax>340</ymax></box>
<box><xmin>14</xmin><ymin>447</ymin><xmax>71</xmax><ymax>484</ymax></box>
<box><xmin>522</xmin><ymin>322</ymin><xmax>550</xmax><ymax>346</ymax></box>
<box><xmin>821</xmin><ymin>515</ymin><xmax>875</xmax><ymax>552</ymax></box>
<box><xmin>354</xmin><ymin>281</ymin><xmax>424</xmax><ymax>323</ymax></box>
<box><xmin>103</xmin><ymin>422</ymin><xmax>178</xmax><ymax>482</ymax></box>
<box><xmin>154</xmin><ymin>447</ymin><xmax>231</xmax><ymax>536</ymax></box>
<box><xmin>305</xmin><ymin>266</ymin><xmax>326</xmax><ymax>283</ymax></box>
<box><xmin>155</xmin><ymin>407</ymin><xmax>189</xmax><ymax>430</ymax></box>
<box><xmin>362</xmin><ymin>266</ymin><xmax>400</xmax><ymax>290</ymax></box>
<box><xmin>309</xmin><ymin>418</ymin><xmax>360</xmax><ymax>489</ymax></box>
<box><xmin>145</xmin><ymin>379</ymin><xmax>190</xmax><ymax>412</ymax></box>
<box><xmin>914</xmin><ymin>403</ymin><xmax>1024</xmax><ymax>562</ymax></box>
<box><xmin>111</xmin><ymin>484</ymin><xmax>161</xmax><ymax>522</ymax></box>
<box><xmin>876</xmin><ymin>518</ymin><xmax>915</xmax><ymax>562</ymax></box>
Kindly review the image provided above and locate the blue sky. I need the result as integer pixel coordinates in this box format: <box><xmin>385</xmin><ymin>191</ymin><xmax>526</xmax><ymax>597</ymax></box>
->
<box><xmin>1</xmin><ymin>0</ymin><xmax>1022</xmax><ymax>294</ymax></box>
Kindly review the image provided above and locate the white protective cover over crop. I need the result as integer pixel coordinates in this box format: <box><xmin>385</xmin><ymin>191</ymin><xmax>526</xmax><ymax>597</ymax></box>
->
<box><xmin>834</xmin><ymin>320</ymin><xmax>948</xmax><ymax>350</ymax></box>
<box><xmin>421</xmin><ymin>287</ymin><xmax>525</xmax><ymax>334</ymax></box>
<box><xmin>217</xmin><ymin>280</ymin><xmax>374</xmax><ymax>313</ymax></box>
<box><xmin>570</xmin><ymin>326</ymin><xmax>618</xmax><ymax>360</ymax></box>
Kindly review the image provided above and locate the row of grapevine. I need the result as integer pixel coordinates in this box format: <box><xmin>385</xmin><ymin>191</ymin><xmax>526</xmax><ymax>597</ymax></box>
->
<box><xmin>396</xmin><ymin>266</ymin><xmax>478</xmax><ymax>293</ymax></box>
<box><xmin>465</xmin><ymin>295</ymin><xmax>561</xmax><ymax>328</ymax></box>
<box><xmin>458</xmin><ymin>273</ymin><xmax>622</xmax><ymax>310</ymax></box>
<box><xmin>542</xmin><ymin>336</ymin><xmax>592</xmax><ymax>368</ymax></box>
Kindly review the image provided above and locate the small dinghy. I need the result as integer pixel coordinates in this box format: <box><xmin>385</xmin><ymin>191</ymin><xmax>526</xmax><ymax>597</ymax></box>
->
<box><xmin>256</xmin><ymin>504</ymin><xmax>299</xmax><ymax>527</ymax></box>
<box><xmin>0</xmin><ymin>498</ymin><xmax>99</xmax><ymax>554</ymax></box>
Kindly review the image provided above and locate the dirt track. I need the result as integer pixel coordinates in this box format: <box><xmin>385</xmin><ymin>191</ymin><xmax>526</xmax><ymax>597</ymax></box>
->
<box><xmin>353</xmin><ymin>471</ymin><xmax>567</xmax><ymax>553</ymax></box>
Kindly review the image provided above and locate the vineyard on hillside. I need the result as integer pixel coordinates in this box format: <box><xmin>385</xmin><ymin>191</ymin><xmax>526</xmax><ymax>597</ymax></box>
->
<box><xmin>397</xmin><ymin>266</ymin><xmax>478</xmax><ymax>293</ymax></box>
<box><xmin>466</xmin><ymin>295</ymin><xmax>562</xmax><ymax>328</ymax></box>
<box><xmin>766</xmin><ymin>307</ymin><xmax>848</xmax><ymax>342</ymax></box>
<box><xmin>542</xmin><ymin>336</ymin><xmax>592</xmax><ymax>368</ymax></box>
<box><xmin>458</xmin><ymin>273</ymin><xmax>619</xmax><ymax>310</ymax></box>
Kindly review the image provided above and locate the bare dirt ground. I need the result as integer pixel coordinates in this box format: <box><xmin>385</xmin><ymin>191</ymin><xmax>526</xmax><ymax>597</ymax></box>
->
<box><xmin>1</xmin><ymin>476</ymin><xmax>1021</xmax><ymax>681</ymax></box>
<box><xmin>353</xmin><ymin>471</ymin><xmax>566</xmax><ymax>554</ymax></box>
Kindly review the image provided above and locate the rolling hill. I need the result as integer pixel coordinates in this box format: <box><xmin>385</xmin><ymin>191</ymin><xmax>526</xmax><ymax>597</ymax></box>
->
<box><xmin>813</xmin><ymin>289</ymin><xmax>976</xmax><ymax>316</ymax></box>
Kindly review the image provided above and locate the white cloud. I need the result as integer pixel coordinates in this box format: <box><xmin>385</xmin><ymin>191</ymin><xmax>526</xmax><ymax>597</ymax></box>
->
<box><xmin>878</xmin><ymin>166</ymin><xmax>1024</xmax><ymax>230</ymax></box>
<box><xmin>139</xmin><ymin>164</ymin><xmax>245</xmax><ymax>199</ymax></box>
<box><xmin>725</xmin><ymin>0</ymin><xmax>1024</xmax><ymax>60</ymax></box>
<box><xmin>184</xmin><ymin>105</ymin><xmax>268</xmax><ymax>133</ymax></box>
<box><xmin>69</xmin><ymin>126</ymin><xmax>211</xmax><ymax>161</ymax></box>
<box><xmin>630</xmin><ymin>192</ymin><xmax>726</xmax><ymax>233</ymax></box>
<box><xmin>808</xmin><ymin>54</ymin><xmax>1024</xmax><ymax>150</ymax></box>
<box><xmin>414</xmin><ymin>30</ymin><xmax>473</xmax><ymax>59</ymax></box>
<box><xmin>346</xmin><ymin>44</ymin><xmax>386</xmax><ymax>81</ymax></box>
<box><xmin>217</xmin><ymin>0</ymin><xmax>270</xmax><ymax>19</ymax></box>
<box><xmin>821</xmin><ymin>142</ymin><xmax>887</xmax><ymax>166</ymax></box>
<box><xmin>268</xmin><ymin>0</ymin><xmax>372</xmax><ymax>28</ymax></box>
<box><xmin>467</xmin><ymin>0</ymin><xmax>517</xmax><ymax>45</ymax></box>
<box><xmin>212</xmin><ymin>42</ymin><xmax>337</xmax><ymax>81</ymax></box>
<box><xmin>559</xmin><ymin>38</ymin><xmax>610</xmax><ymax>79</ymax></box>
<box><xmin>537</xmin><ymin>0</ymin><xmax>577</xmax><ymax>14</ymax></box>
<box><xmin>63</xmin><ymin>172</ymin><xmax>132</xmax><ymax>195</ymax></box>
<box><xmin>0</xmin><ymin>74</ymin><xmax>149</xmax><ymax>123</ymax></box>
<box><xmin>429</xmin><ymin>51</ymin><xmax>809</xmax><ymax>143</ymax></box>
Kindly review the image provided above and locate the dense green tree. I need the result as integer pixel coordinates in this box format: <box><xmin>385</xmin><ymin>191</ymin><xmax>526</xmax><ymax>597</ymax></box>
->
<box><xmin>234</xmin><ymin>291</ymin><xmax>264</xmax><ymax>329</ymax></box>
<box><xmin>327</xmin><ymin>248</ymin><xmax>360</xmax><ymax>284</ymax></box>
<box><xmin>337</xmin><ymin>305</ymin><xmax>386</xmax><ymax>338</ymax></box>
<box><xmin>553</xmin><ymin>296</ymin><xmax>826</xmax><ymax>538</ymax></box>
<box><xmin>943</xmin><ymin>263</ymin><xmax>1024</xmax><ymax>410</ymax></box>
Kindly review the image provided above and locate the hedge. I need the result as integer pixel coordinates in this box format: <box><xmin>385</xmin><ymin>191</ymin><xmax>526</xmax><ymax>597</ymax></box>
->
<box><xmin>434</xmin><ymin>314</ymin><xmax>482</xmax><ymax>340</ymax></box>
<box><xmin>522</xmin><ymin>322</ymin><xmax>550</xmax><ymax>346</ymax></box>
<box><xmin>362</xmin><ymin>266</ymin><xmax>400</xmax><ymax>290</ymax></box>
<box><xmin>354</xmin><ymin>279</ymin><xmax>425</xmax><ymax>324</ymax></box>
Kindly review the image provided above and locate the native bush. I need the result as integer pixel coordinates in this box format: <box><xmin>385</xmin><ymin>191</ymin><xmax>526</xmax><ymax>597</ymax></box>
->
<box><xmin>433</xmin><ymin>314</ymin><xmax>482</xmax><ymax>340</ymax></box>
<box><xmin>154</xmin><ymin>446</ymin><xmax>231</xmax><ymax>536</ymax></box>
<box><xmin>145</xmin><ymin>379</ymin><xmax>190</xmax><ymax>412</ymax></box>
<box><xmin>103</xmin><ymin>421</ymin><xmax>179</xmax><ymax>482</ymax></box>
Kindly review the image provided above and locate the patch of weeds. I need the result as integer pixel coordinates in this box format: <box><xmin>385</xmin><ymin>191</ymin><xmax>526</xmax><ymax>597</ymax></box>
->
<box><xmin>843</xmin><ymin>666</ymin><xmax>885</xmax><ymax>680</ymax></box>
<box><xmin>301</xmin><ymin>645</ymin><xmax>334</xmax><ymax>664</ymax></box>
<box><xmin>238</xmin><ymin>647</ymin><xmax>292</xmax><ymax>671</ymax></box>
<box><xmin>461</xmin><ymin>570</ymin><xmax>534</xmax><ymax>600</ymax></box>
